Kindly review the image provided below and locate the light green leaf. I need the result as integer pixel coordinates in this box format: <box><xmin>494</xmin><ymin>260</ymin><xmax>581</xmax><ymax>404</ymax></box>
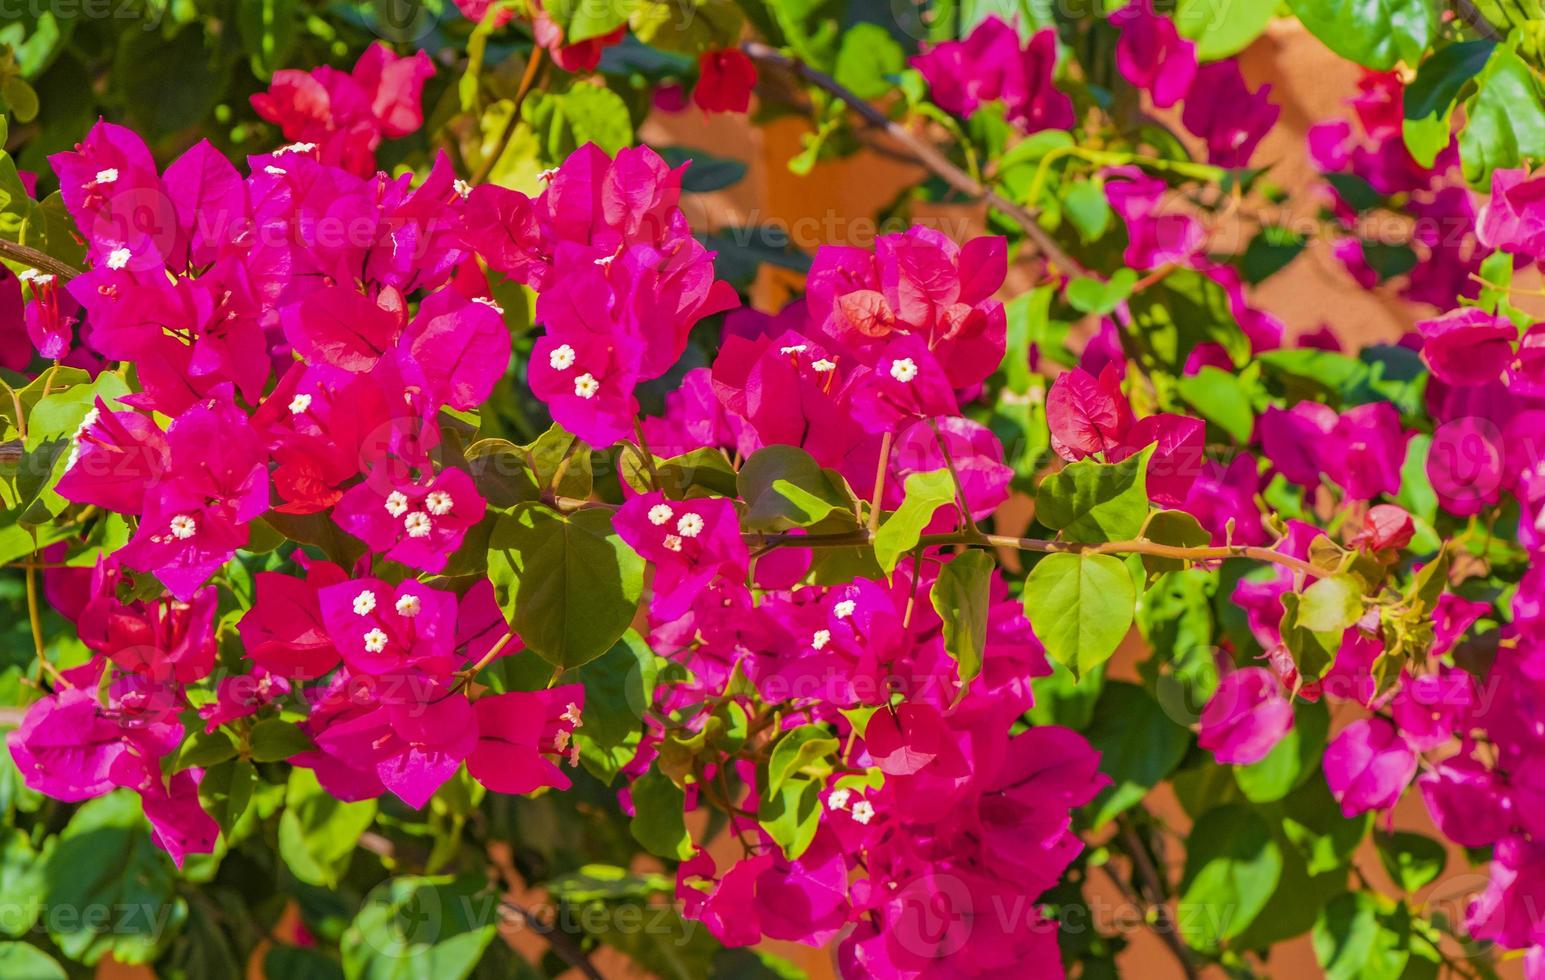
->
<box><xmin>1285</xmin><ymin>0</ymin><xmax>1436</xmax><ymax>69</ymax></box>
<box><xmin>930</xmin><ymin>549</ymin><xmax>994</xmax><ymax>688</ymax></box>
<box><xmin>278</xmin><ymin>769</ymin><xmax>377</xmax><ymax>889</ymax></box>
<box><xmin>1312</xmin><ymin>892</ymin><xmax>1412</xmax><ymax>980</ymax></box>
<box><xmin>1403</xmin><ymin>40</ymin><xmax>1494</xmax><ymax>167</ymax></box>
<box><xmin>1023</xmin><ymin>553</ymin><xmax>1135</xmax><ymax>677</ymax></box>
<box><xmin>1458</xmin><ymin>45</ymin><xmax>1545</xmax><ymax>187</ymax></box>
<box><xmin>342</xmin><ymin>876</ymin><xmax>498</xmax><ymax>980</ymax></box>
<box><xmin>1036</xmin><ymin>446</ymin><xmax>1152</xmax><ymax>543</ymax></box>
<box><xmin>874</xmin><ymin>469</ymin><xmax>956</xmax><ymax>573</ymax></box>
<box><xmin>629</xmin><ymin>766</ymin><xmax>693</xmax><ymax>860</ymax></box>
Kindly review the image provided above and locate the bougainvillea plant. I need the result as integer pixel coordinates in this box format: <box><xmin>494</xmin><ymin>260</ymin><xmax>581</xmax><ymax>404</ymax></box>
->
<box><xmin>2</xmin><ymin>0</ymin><xmax>1545</xmax><ymax>977</ymax></box>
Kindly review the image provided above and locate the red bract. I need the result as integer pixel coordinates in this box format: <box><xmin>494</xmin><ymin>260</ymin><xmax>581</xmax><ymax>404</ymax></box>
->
<box><xmin>694</xmin><ymin>49</ymin><xmax>757</xmax><ymax>113</ymax></box>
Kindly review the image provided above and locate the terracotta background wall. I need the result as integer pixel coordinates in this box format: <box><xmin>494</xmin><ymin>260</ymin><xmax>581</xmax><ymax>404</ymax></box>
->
<box><xmin>99</xmin><ymin>19</ymin><xmax>1531</xmax><ymax>980</ymax></box>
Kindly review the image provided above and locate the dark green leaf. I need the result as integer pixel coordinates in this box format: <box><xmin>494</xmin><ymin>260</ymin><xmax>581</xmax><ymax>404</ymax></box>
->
<box><xmin>1082</xmin><ymin>682</ymin><xmax>1191</xmax><ymax>827</ymax></box>
<box><xmin>930</xmin><ymin>549</ymin><xmax>994</xmax><ymax>688</ymax></box>
<box><xmin>1178</xmin><ymin>804</ymin><xmax>1284</xmax><ymax>949</ymax></box>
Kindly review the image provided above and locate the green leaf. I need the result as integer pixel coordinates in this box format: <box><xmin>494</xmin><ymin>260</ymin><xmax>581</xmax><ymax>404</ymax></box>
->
<box><xmin>545</xmin><ymin>0</ymin><xmax>639</xmax><ymax>42</ymax></box>
<box><xmin>487</xmin><ymin>504</ymin><xmax>644</xmax><ymax>670</ymax></box>
<box><xmin>1081</xmin><ymin>682</ymin><xmax>1191</xmax><ymax>827</ymax></box>
<box><xmin>629</xmin><ymin>766</ymin><xmax>693</xmax><ymax>860</ymax></box>
<box><xmin>278</xmin><ymin>769</ymin><xmax>377</xmax><ymax>889</ymax></box>
<box><xmin>630</xmin><ymin>0</ymin><xmax>745</xmax><ymax>56</ymax></box>
<box><xmin>656</xmin><ymin>146</ymin><xmax>748</xmax><ymax>193</ymax></box>
<box><xmin>0</xmin><ymin>943</ymin><xmax>65</xmax><ymax>980</ymax></box>
<box><xmin>766</xmin><ymin>726</ymin><xmax>840</xmax><ymax>796</ymax></box>
<box><xmin>1126</xmin><ymin>268</ymin><xmax>1247</xmax><ymax>372</ymax></box>
<box><xmin>1235</xmin><ymin>698</ymin><xmax>1329</xmax><ymax>802</ymax></box>
<box><xmin>930</xmin><ymin>549</ymin><xmax>994</xmax><ymax>688</ymax></box>
<box><xmin>248</xmin><ymin>718</ymin><xmax>313</xmax><ymax>762</ymax></box>
<box><xmin>1179</xmin><ymin>804</ymin><xmax>1284</xmax><ymax>949</ymax></box>
<box><xmin>1285</xmin><ymin>0</ymin><xmax>1436</xmax><ymax>70</ymax></box>
<box><xmin>1139</xmin><ymin>510</ymin><xmax>1211</xmax><ymax>576</ymax></box>
<box><xmin>1374</xmin><ymin>831</ymin><xmax>1447</xmax><ymax>892</ymax></box>
<box><xmin>113</xmin><ymin>27</ymin><xmax>229</xmax><ymax>138</ymax></box>
<box><xmin>1035</xmin><ymin>446</ymin><xmax>1152</xmax><ymax>544</ymax></box>
<box><xmin>43</xmin><ymin>792</ymin><xmax>186</xmax><ymax>965</ymax></box>
<box><xmin>342</xmin><ymin>876</ymin><xmax>498</xmax><ymax>980</ymax></box>
<box><xmin>523</xmin><ymin>85</ymin><xmax>634</xmax><ymax>161</ymax></box>
<box><xmin>738</xmin><ymin>445</ymin><xmax>855</xmax><ymax>530</ymax></box>
<box><xmin>467</xmin><ymin>425</ymin><xmax>591</xmax><ymax>508</ymax></box>
<box><xmin>1065</xmin><ymin>268</ymin><xmax>1137</xmax><ymax>316</ymax></box>
<box><xmin>236</xmin><ymin>0</ymin><xmax>299</xmax><ymax>78</ymax></box>
<box><xmin>1242</xmin><ymin>224</ymin><xmax>1308</xmax><ymax>284</ymax></box>
<box><xmin>1177</xmin><ymin>365</ymin><xmax>1257</xmax><ymax>443</ymax></box>
<box><xmin>1403</xmin><ymin>40</ymin><xmax>1494</xmax><ymax>167</ymax></box>
<box><xmin>1062</xmin><ymin>179</ymin><xmax>1112</xmax><ymax>244</ymax></box>
<box><xmin>265</xmin><ymin>946</ymin><xmax>344</xmax><ymax>980</ymax></box>
<box><xmin>0</xmin><ymin>830</ymin><xmax>44</xmax><ymax>938</ymax></box>
<box><xmin>1176</xmin><ymin>0</ymin><xmax>1277</xmax><ymax>58</ymax></box>
<box><xmin>1312</xmin><ymin>892</ymin><xmax>1411</xmax><ymax>980</ymax></box>
<box><xmin>1023</xmin><ymin>553</ymin><xmax>1135</xmax><ymax>677</ymax></box>
<box><xmin>834</xmin><ymin>23</ymin><xmax>905</xmax><ymax>99</ymax></box>
<box><xmin>873</xmin><ymin>469</ymin><xmax>956</xmax><ymax>573</ymax></box>
<box><xmin>197</xmin><ymin>759</ymin><xmax>256</xmax><ymax>838</ymax></box>
<box><xmin>1458</xmin><ymin>45</ymin><xmax>1545</xmax><ymax>187</ymax></box>
<box><xmin>759</xmin><ymin>775</ymin><xmax>822</xmax><ymax>859</ymax></box>
<box><xmin>573</xmin><ymin>631</ymin><xmax>657</xmax><ymax>781</ymax></box>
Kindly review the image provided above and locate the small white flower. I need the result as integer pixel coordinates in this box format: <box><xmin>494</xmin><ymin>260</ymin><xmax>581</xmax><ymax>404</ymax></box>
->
<box><xmin>424</xmin><ymin>491</ymin><xmax>454</xmax><ymax>516</ymax></box>
<box><xmin>94</xmin><ymin>168</ymin><xmax>119</xmax><ymax>185</ymax></box>
<box><xmin>811</xmin><ymin>358</ymin><xmax>836</xmax><ymax>373</ymax></box>
<box><xmin>404</xmin><ymin>513</ymin><xmax>433</xmax><ymax>538</ymax></box>
<box><xmin>851</xmin><ymin>800</ymin><xmax>875</xmax><ymax>824</ymax></box>
<box><xmin>352</xmin><ymin>590</ymin><xmax>378</xmax><ymax>615</ymax></box>
<box><xmin>263</xmin><ymin>165</ymin><xmax>286</xmax><ymax>176</ymax></box>
<box><xmin>780</xmin><ymin>344</ymin><xmax>808</xmax><ymax>355</ymax></box>
<box><xmin>648</xmin><ymin>503</ymin><xmax>674</xmax><ymax>526</ymax></box>
<box><xmin>561</xmin><ymin>702</ymin><xmax>583</xmax><ymax>726</ymax></box>
<box><xmin>549</xmin><ymin>344</ymin><xmax>576</xmax><ymax>371</ymax></box>
<box><xmin>594</xmin><ymin>254</ymin><xmax>614</xmax><ymax>268</ymax></box>
<box><xmin>676</xmin><ymin>512</ymin><xmax>705</xmax><ymax>538</ymax></box>
<box><xmin>538</xmin><ymin>167</ymin><xmax>558</xmax><ymax>182</ymax></box>
<box><xmin>395</xmin><ymin>594</ymin><xmax>422</xmax><ymax>617</ymax></box>
<box><xmin>288</xmin><ymin>393</ymin><xmax>312</xmax><ymax>414</ymax></box>
<box><xmin>105</xmin><ymin>247</ymin><xmax>131</xmax><ymax>270</ymax></box>
<box><xmin>663</xmin><ymin>534</ymin><xmax>683</xmax><ymax>552</ymax></box>
<box><xmin>18</xmin><ymin>269</ymin><xmax>53</xmax><ymax>285</ymax></box>
<box><xmin>811</xmin><ymin>629</ymin><xmax>832</xmax><ymax>650</ymax></box>
<box><xmin>553</xmin><ymin>728</ymin><xmax>572</xmax><ymax>752</ymax></box>
<box><xmin>453</xmin><ymin>178</ymin><xmax>472</xmax><ymax>198</ymax></box>
<box><xmin>472</xmin><ymin>295</ymin><xmax>504</xmax><ymax>314</ymax></box>
<box><xmin>827</xmin><ymin>788</ymin><xmax>852</xmax><ymax>811</ymax></box>
<box><xmin>168</xmin><ymin>514</ymin><xmax>197</xmax><ymax>540</ymax></box>
<box><xmin>889</xmin><ymin>357</ymin><xmax>918</xmax><ymax>383</ymax></box>
<box><xmin>277</xmin><ymin>141</ymin><xmax>316</xmax><ymax>154</ymax></box>
<box><xmin>573</xmin><ymin>373</ymin><xmax>600</xmax><ymax>399</ymax></box>
<box><xmin>833</xmin><ymin>599</ymin><xmax>856</xmax><ymax>619</ymax></box>
<box><xmin>363</xmin><ymin>628</ymin><xmax>389</xmax><ymax>654</ymax></box>
<box><xmin>384</xmin><ymin>491</ymin><xmax>410</xmax><ymax>518</ymax></box>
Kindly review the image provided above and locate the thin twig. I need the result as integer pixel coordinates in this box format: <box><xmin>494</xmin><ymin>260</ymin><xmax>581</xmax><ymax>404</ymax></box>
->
<box><xmin>499</xmin><ymin>900</ymin><xmax>604</xmax><ymax>980</ymax></box>
<box><xmin>1101</xmin><ymin>822</ymin><xmax>1203</xmax><ymax>980</ymax></box>
<box><xmin>742</xmin><ymin>41</ymin><xmax>1087</xmax><ymax>277</ymax></box>
<box><xmin>0</xmin><ymin>239</ymin><xmax>82</xmax><ymax>281</ymax></box>
<box><xmin>868</xmin><ymin>429</ymin><xmax>893</xmax><ymax>534</ymax></box>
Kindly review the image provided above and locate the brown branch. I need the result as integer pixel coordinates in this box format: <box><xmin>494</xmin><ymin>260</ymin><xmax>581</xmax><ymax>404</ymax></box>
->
<box><xmin>1101</xmin><ymin>820</ymin><xmax>1203</xmax><ymax>980</ymax></box>
<box><xmin>0</xmin><ymin>239</ymin><xmax>83</xmax><ymax>281</ymax></box>
<box><xmin>499</xmin><ymin>900</ymin><xmax>604</xmax><ymax>980</ymax></box>
<box><xmin>742</xmin><ymin>41</ymin><xmax>1087</xmax><ymax>277</ymax></box>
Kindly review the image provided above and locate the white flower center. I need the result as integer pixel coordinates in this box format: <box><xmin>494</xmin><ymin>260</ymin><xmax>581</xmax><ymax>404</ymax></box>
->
<box><xmin>472</xmin><ymin>296</ymin><xmax>504</xmax><ymax>314</ymax></box>
<box><xmin>663</xmin><ymin>534</ymin><xmax>683</xmax><ymax>552</ymax></box>
<box><xmin>404</xmin><ymin>513</ymin><xmax>433</xmax><ymax>538</ymax></box>
<box><xmin>675</xmin><ymin>513</ymin><xmax>704</xmax><ymax>538</ymax></box>
<box><xmin>395</xmin><ymin>594</ymin><xmax>421</xmax><ymax>617</ymax></box>
<box><xmin>288</xmin><ymin>393</ymin><xmax>312</xmax><ymax>414</ymax></box>
<box><xmin>889</xmin><ymin>358</ymin><xmax>918</xmax><ymax>383</ymax></box>
<box><xmin>648</xmin><ymin>503</ymin><xmax>673</xmax><ymax>526</ymax></box>
<box><xmin>780</xmin><ymin>344</ymin><xmax>807</xmax><ymax>355</ymax></box>
<box><xmin>811</xmin><ymin>359</ymin><xmax>836</xmax><ymax>373</ymax></box>
<box><xmin>561</xmin><ymin>702</ymin><xmax>583</xmax><ymax>726</ymax></box>
<box><xmin>384</xmin><ymin>491</ymin><xmax>410</xmax><ymax>518</ymax></box>
<box><xmin>851</xmin><ymin>800</ymin><xmax>875</xmax><ymax>824</ymax></box>
<box><xmin>827</xmin><ymin>788</ymin><xmax>852</xmax><ymax>810</ymax></box>
<box><xmin>453</xmin><ymin>178</ymin><xmax>471</xmax><ymax>198</ymax></box>
<box><xmin>94</xmin><ymin>168</ymin><xmax>119</xmax><ymax>185</ymax></box>
<box><xmin>549</xmin><ymin>344</ymin><xmax>576</xmax><ymax>370</ymax></box>
<box><xmin>169</xmin><ymin>514</ymin><xmax>197</xmax><ymax>540</ymax></box>
<box><xmin>352</xmin><ymin>590</ymin><xmax>377</xmax><ymax>615</ymax></box>
<box><xmin>106</xmin><ymin>247</ymin><xmax>131</xmax><ymax>270</ymax></box>
<box><xmin>811</xmin><ymin>629</ymin><xmax>831</xmax><ymax>650</ymax></box>
<box><xmin>424</xmin><ymin>491</ymin><xmax>453</xmax><ymax>516</ymax></box>
<box><xmin>573</xmin><ymin>373</ymin><xmax>600</xmax><ymax>399</ymax></box>
<box><xmin>833</xmin><ymin>599</ymin><xmax>856</xmax><ymax>619</ymax></box>
<box><xmin>538</xmin><ymin>167</ymin><xmax>558</xmax><ymax>182</ymax></box>
<box><xmin>263</xmin><ymin>165</ymin><xmax>286</xmax><ymax>176</ymax></box>
<box><xmin>363</xmin><ymin>628</ymin><xmax>388</xmax><ymax>653</ymax></box>
<box><xmin>594</xmin><ymin>254</ymin><xmax>614</xmax><ymax>268</ymax></box>
<box><xmin>276</xmin><ymin>141</ymin><xmax>316</xmax><ymax>154</ymax></box>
